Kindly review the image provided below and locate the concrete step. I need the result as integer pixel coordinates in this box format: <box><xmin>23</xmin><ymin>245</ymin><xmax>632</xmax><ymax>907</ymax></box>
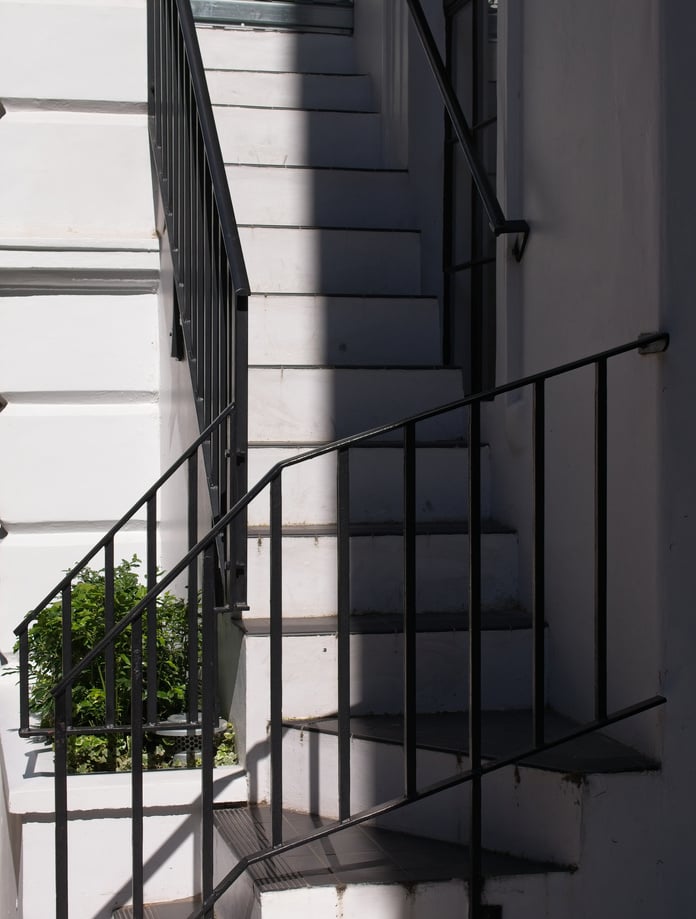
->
<box><xmin>280</xmin><ymin>711</ymin><xmax>659</xmax><ymax>866</ymax></box>
<box><xmin>245</xmin><ymin>525</ymin><xmax>518</xmax><ymax>617</ymax></box>
<box><xmin>248</xmin><ymin>367</ymin><xmax>466</xmax><ymax>442</ymax></box>
<box><xmin>241</xmin><ymin>609</ymin><xmax>534</xmax><ymax>719</ymax></box>
<box><xmin>227</xmin><ymin>166</ymin><xmax>414</xmax><ymax>229</ymax></box>
<box><xmin>193</xmin><ymin>0</ymin><xmax>354</xmax><ymax>34</ymax></box>
<box><xmin>213</xmin><ymin>805</ymin><xmax>566</xmax><ymax>919</ymax></box>
<box><xmin>247</xmin><ymin>443</ymin><xmax>491</xmax><ymax>527</ymax></box>
<box><xmin>208</xmin><ymin>69</ymin><xmax>374</xmax><ymax>111</ymax></box>
<box><xmin>248</xmin><ymin>295</ymin><xmax>440</xmax><ymax>366</ymax></box>
<box><xmin>113</xmin><ymin>898</ymin><xmax>199</xmax><ymax>919</ymax></box>
<box><xmin>197</xmin><ymin>24</ymin><xmax>357</xmax><ymax>74</ymax></box>
<box><xmin>214</xmin><ymin>105</ymin><xmax>382</xmax><ymax>167</ymax></box>
<box><xmin>239</xmin><ymin>226</ymin><xmax>420</xmax><ymax>295</ymax></box>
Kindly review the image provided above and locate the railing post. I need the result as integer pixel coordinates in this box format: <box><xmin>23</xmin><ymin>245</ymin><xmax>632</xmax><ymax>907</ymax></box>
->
<box><xmin>468</xmin><ymin>402</ymin><xmax>483</xmax><ymax>919</ymax></box>
<box><xmin>403</xmin><ymin>423</ymin><xmax>417</xmax><ymax>798</ymax></box>
<box><xmin>532</xmin><ymin>381</ymin><xmax>546</xmax><ymax>745</ymax></box>
<box><xmin>595</xmin><ymin>358</ymin><xmax>608</xmax><ymax>720</ymax></box>
<box><xmin>201</xmin><ymin>545</ymin><xmax>217</xmax><ymax>915</ymax></box>
<box><xmin>54</xmin><ymin>690</ymin><xmax>69</xmax><ymax>919</ymax></box>
<box><xmin>337</xmin><ymin>448</ymin><xmax>352</xmax><ymax>820</ymax></box>
<box><xmin>270</xmin><ymin>475</ymin><xmax>283</xmax><ymax>845</ymax></box>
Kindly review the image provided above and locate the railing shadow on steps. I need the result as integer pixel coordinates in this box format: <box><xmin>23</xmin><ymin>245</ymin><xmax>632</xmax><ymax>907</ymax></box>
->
<box><xmin>13</xmin><ymin>331</ymin><xmax>667</xmax><ymax>918</ymax></box>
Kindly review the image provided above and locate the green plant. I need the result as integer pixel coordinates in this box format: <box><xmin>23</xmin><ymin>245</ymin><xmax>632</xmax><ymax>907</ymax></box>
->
<box><xmin>15</xmin><ymin>556</ymin><xmax>236</xmax><ymax>773</ymax></box>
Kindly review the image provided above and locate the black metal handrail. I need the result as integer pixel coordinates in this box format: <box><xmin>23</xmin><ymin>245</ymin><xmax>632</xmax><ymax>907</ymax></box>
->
<box><xmin>33</xmin><ymin>332</ymin><xmax>666</xmax><ymax>918</ymax></box>
<box><xmin>148</xmin><ymin>0</ymin><xmax>249</xmax><ymax>609</ymax></box>
<box><xmin>404</xmin><ymin>0</ymin><xmax>529</xmax><ymax>259</ymax></box>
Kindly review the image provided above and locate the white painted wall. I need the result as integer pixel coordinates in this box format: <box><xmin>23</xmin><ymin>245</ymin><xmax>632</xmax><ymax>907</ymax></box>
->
<box><xmin>0</xmin><ymin>0</ymin><xmax>159</xmax><ymax>651</ymax></box>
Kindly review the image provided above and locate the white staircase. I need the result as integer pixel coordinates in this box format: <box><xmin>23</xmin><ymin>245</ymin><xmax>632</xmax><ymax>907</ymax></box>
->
<box><xmin>122</xmin><ymin>18</ymin><xmax>659</xmax><ymax>919</ymax></box>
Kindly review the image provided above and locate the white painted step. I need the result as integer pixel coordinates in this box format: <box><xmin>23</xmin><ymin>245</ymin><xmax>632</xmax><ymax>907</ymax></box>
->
<box><xmin>247</xmin><ymin>444</ymin><xmax>491</xmax><ymax>527</ymax></box>
<box><xmin>208</xmin><ymin>69</ymin><xmax>374</xmax><ymax>111</ymax></box>
<box><xmin>248</xmin><ymin>296</ymin><xmax>440</xmax><ymax>366</ymax></box>
<box><xmin>280</xmin><ymin>713</ymin><xmax>657</xmax><ymax>866</ymax></box>
<box><xmin>239</xmin><ymin>226</ymin><xmax>420</xmax><ymax>294</ymax></box>
<box><xmin>197</xmin><ymin>25</ymin><xmax>357</xmax><ymax>74</ymax></box>
<box><xmin>246</xmin><ymin>529</ymin><xmax>518</xmax><ymax>617</ymax></box>
<box><xmin>243</xmin><ymin>617</ymin><xmax>533</xmax><ymax>719</ymax></box>
<box><xmin>214</xmin><ymin>106</ymin><xmax>382</xmax><ymax>167</ymax></box>
<box><xmin>248</xmin><ymin>368</ymin><xmax>466</xmax><ymax>442</ymax></box>
<box><xmin>212</xmin><ymin>806</ymin><xmax>564</xmax><ymax>919</ymax></box>
<box><xmin>227</xmin><ymin>166</ymin><xmax>414</xmax><ymax>229</ymax></box>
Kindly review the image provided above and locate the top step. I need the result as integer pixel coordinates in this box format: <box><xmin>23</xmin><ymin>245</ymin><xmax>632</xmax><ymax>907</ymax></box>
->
<box><xmin>197</xmin><ymin>23</ymin><xmax>357</xmax><ymax>74</ymax></box>
<box><xmin>192</xmin><ymin>0</ymin><xmax>354</xmax><ymax>35</ymax></box>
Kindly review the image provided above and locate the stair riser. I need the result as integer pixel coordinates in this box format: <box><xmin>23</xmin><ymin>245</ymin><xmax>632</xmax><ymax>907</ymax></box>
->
<box><xmin>208</xmin><ymin>71</ymin><xmax>373</xmax><ymax>112</ymax></box>
<box><xmin>215</xmin><ymin>107</ymin><xmax>382</xmax><ymax>168</ymax></box>
<box><xmin>248</xmin><ymin>296</ymin><xmax>440</xmax><ymax>367</ymax></box>
<box><xmin>281</xmin><ymin>730</ymin><xmax>584</xmax><ymax>865</ymax></box>
<box><xmin>228</xmin><ymin>166</ymin><xmax>414</xmax><ymax>229</ymax></box>
<box><xmin>197</xmin><ymin>26</ymin><xmax>357</xmax><ymax>74</ymax></box>
<box><xmin>239</xmin><ymin>226</ymin><xmax>420</xmax><ymax>295</ymax></box>
<box><xmin>246</xmin><ymin>532</ymin><xmax>518</xmax><ymax>617</ymax></box>
<box><xmin>248</xmin><ymin>369</ymin><xmax>466</xmax><ymax>443</ymax></box>
<box><xmin>247</xmin><ymin>445</ymin><xmax>491</xmax><ymax>527</ymax></box>
<box><xmin>244</xmin><ymin>628</ymin><xmax>533</xmax><ymax>722</ymax></box>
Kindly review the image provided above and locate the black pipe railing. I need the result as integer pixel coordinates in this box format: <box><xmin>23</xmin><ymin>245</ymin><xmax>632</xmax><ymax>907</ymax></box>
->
<box><xmin>20</xmin><ymin>332</ymin><xmax>666</xmax><ymax>917</ymax></box>
<box><xmin>405</xmin><ymin>0</ymin><xmax>529</xmax><ymax>259</ymax></box>
<box><xmin>148</xmin><ymin>0</ymin><xmax>249</xmax><ymax>611</ymax></box>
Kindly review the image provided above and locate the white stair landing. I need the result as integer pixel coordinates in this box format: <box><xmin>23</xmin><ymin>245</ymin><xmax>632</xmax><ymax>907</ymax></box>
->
<box><xmin>212</xmin><ymin>805</ymin><xmax>567</xmax><ymax>919</ymax></box>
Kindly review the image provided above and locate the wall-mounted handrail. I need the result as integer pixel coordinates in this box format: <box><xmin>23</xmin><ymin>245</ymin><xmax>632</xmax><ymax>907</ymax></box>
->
<box><xmin>33</xmin><ymin>330</ymin><xmax>666</xmax><ymax>918</ymax></box>
<box><xmin>404</xmin><ymin>0</ymin><xmax>530</xmax><ymax>260</ymax></box>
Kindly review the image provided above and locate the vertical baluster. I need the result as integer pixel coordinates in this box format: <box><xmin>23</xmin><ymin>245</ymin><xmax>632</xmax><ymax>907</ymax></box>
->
<box><xmin>62</xmin><ymin>585</ymin><xmax>72</xmax><ymax>727</ymax></box>
<box><xmin>532</xmin><ymin>380</ymin><xmax>546</xmax><ymax>746</ymax></box>
<box><xmin>337</xmin><ymin>449</ymin><xmax>351</xmax><ymax>820</ymax></box>
<box><xmin>201</xmin><ymin>545</ymin><xmax>216</xmax><ymax>914</ymax></box>
<box><xmin>188</xmin><ymin>453</ymin><xmax>199</xmax><ymax>723</ymax></box>
<box><xmin>270</xmin><ymin>475</ymin><xmax>283</xmax><ymax>845</ymax></box>
<box><xmin>595</xmin><ymin>358</ymin><xmax>608</xmax><ymax>720</ymax></box>
<box><xmin>54</xmin><ymin>689</ymin><xmax>69</xmax><ymax>919</ymax></box>
<box><xmin>403</xmin><ymin>423</ymin><xmax>417</xmax><ymax>797</ymax></box>
<box><xmin>468</xmin><ymin>401</ymin><xmax>483</xmax><ymax>919</ymax></box>
<box><xmin>105</xmin><ymin>540</ymin><xmax>116</xmax><ymax>728</ymax></box>
<box><xmin>131</xmin><ymin>608</ymin><xmax>144</xmax><ymax>916</ymax></box>
<box><xmin>147</xmin><ymin>496</ymin><xmax>158</xmax><ymax>725</ymax></box>
<box><xmin>19</xmin><ymin>630</ymin><xmax>29</xmax><ymax>733</ymax></box>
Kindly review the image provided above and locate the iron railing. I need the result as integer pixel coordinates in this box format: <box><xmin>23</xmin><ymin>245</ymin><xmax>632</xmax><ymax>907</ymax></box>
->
<box><xmin>16</xmin><ymin>332</ymin><xmax>667</xmax><ymax>917</ymax></box>
<box><xmin>148</xmin><ymin>0</ymin><xmax>249</xmax><ymax>610</ymax></box>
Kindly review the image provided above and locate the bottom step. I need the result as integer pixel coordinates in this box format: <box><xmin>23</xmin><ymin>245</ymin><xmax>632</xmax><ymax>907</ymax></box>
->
<box><xmin>213</xmin><ymin>805</ymin><xmax>566</xmax><ymax>918</ymax></box>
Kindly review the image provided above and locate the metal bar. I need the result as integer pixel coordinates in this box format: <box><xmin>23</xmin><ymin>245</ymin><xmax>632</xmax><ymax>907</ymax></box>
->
<box><xmin>194</xmin><ymin>692</ymin><xmax>667</xmax><ymax>919</ymax></box>
<box><xmin>403</xmin><ymin>423</ymin><xmax>417</xmax><ymax>798</ymax></box>
<box><xmin>403</xmin><ymin>0</ymin><xmax>527</xmax><ymax>240</ymax></box>
<box><xmin>337</xmin><ymin>448</ymin><xmax>351</xmax><ymax>820</ymax></box>
<box><xmin>532</xmin><ymin>381</ymin><xmax>545</xmax><ymax>746</ymax></box>
<box><xmin>270</xmin><ymin>475</ymin><xmax>283</xmax><ymax>845</ymax></box>
<box><xmin>468</xmin><ymin>401</ymin><xmax>483</xmax><ymax>919</ymax></box>
<box><xmin>131</xmin><ymin>609</ymin><xmax>144</xmax><ymax>916</ymax></box>
<box><xmin>595</xmin><ymin>358</ymin><xmax>608</xmax><ymax>720</ymax></box>
<box><xmin>54</xmin><ymin>690</ymin><xmax>69</xmax><ymax>919</ymax></box>
<box><xmin>19</xmin><ymin>629</ymin><xmax>30</xmax><ymax>732</ymax></box>
<box><xmin>147</xmin><ymin>495</ymin><xmax>158</xmax><ymax>725</ymax></box>
<box><xmin>105</xmin><ymin>540</ymin><xmax>116</xmax><ymax>726</ymax></box>
<box><xmin>49</xmin><ymin>333</ymin><xmax>669</xmax><ymax>694</ymax></box>
<box><xmin>62</xmin><ymin>585</ymin><xmax>72</xmax><ymax>726</ymax></box>
<box><xmin>188</xmin><ymin>452</ymin><xmax>200</xmax><ymax>721</ymax></box>
<box><xmin>201</xmin><ymin>546</ymin><xmax>217</xmax><ymax>914</ymax></box>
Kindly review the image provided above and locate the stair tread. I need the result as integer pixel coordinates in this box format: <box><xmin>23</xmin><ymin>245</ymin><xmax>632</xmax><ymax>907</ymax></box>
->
<box><xmin>247</xmin><ymin>520</ymin><xmax>514</xmax><ymax>537</ymax></box>
<box><xmin>112</xmin><ymin>898</ymin><xmax>199</xmax><ymax>919</ymax></box>
<box><xmin>289</xmin><ymin>711</ymin><xmax>659</xmax><ymax>774</ymax></box>
<box><xmin>241</xmin><ymin>609</ymin><xmax>531</xmax><ymax>636</ymax></box>
<box><xmin>214</xmin><ymin>804</ymin><xmax>563</xmax><ymax>891</ymax></box>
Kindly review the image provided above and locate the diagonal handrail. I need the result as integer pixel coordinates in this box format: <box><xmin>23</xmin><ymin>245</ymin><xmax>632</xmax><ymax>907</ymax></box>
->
<box><xmin>404</xmin><ymin>0</ymin><xmax>530</xmax><ymax>259</ymax></box>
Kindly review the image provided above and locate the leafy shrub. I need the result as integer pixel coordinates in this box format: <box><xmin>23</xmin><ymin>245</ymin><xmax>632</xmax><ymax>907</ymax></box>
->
<box><xmin>16</xmin><ymin>556</ymin><xmax>236</xmax><ymax>772</ymax></box>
